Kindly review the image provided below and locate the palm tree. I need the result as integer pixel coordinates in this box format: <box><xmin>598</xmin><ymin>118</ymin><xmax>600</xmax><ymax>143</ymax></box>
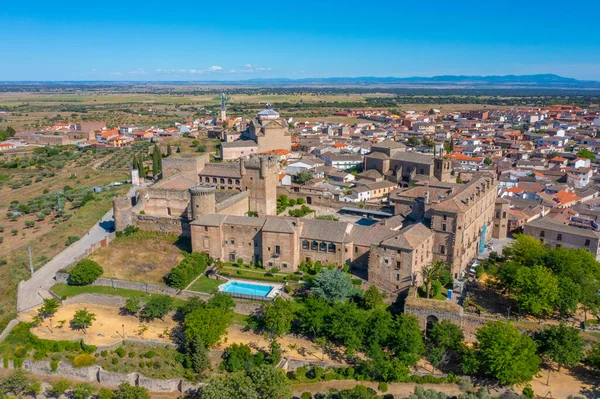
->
<box><xmin>420</xmin><ymin>260</ymin><xmax>445</xmax><ymax>298</ymax></box>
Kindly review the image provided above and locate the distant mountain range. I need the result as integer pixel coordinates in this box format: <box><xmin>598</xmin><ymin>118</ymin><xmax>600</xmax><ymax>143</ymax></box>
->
<box><xmin>237</xmin><ymin>74</ymin><xmax>600</xmax><ymax>88</ymax></box>
<box><xmin>2</xmin><ymin>74</ymin><xmax>600</xmax><ymax>89</ymax></box>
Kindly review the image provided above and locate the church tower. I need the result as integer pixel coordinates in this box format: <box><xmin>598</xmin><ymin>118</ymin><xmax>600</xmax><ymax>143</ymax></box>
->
<box><xmin>434</xmin><ymin>157</ymin><xmax>452</xmax><ymax>183</ymax></box>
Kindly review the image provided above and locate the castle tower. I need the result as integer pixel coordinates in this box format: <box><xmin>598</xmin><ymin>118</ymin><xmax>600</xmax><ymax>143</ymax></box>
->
<box><xmin>492</xmin><ymin>198</ymin><xmax>510</xmax><ymax>239</ymax></box>
<box><xmin>434</xmin><ymin>157</ymin><xmax>452</xmax><ymax>183</ymax></box>
<box><xmin>242</xmin><ymin>155</ymin><xmax>279</xmax><ymax>216</ymax></box>
<box><xmin>113</xmin><ymin>196</ymin><xmax>133</xmax><ymax>231</ymax></box>
<box><xmin>189</xmin><ymin>186</ymin><xmax>216</xmax><ymax>220</ymax></box>
<box><xmin>220</xmin><ymin>93</ymin><xmax>227</xmax><ymax>122</ymax></box>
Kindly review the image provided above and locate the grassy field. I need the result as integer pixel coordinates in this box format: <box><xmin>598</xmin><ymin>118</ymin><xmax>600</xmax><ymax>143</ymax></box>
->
<box><xmin>87</xmin><ymin>230</ymin><xmax>188</xmax><ymax>285</ymax></box>
<box><xmin>0</xmin><ymin>187</ymin><xmax>127</xmax><ymax>331</ymax></box>
<box><xmin>51</xmin><ymin>283</ymin><xmax>152</xmax><ymax>299</ymax></box>
<box><xmin>187</xmin><ymin>276</ymin><xmax>222</xmax><ymax>293</ymax></box>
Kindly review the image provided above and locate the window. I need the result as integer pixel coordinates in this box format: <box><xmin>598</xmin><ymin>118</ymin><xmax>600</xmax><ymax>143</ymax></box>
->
<box><xmin>204</xmin><ymin>226</ymin><xmax>208</xmax><ymax>232</ymax></box>
<box><xmin>557</xmin><ymin>234</ymin><xmax>562</xmax><ymax>241</ymax></box>
<box><xmin>319</xmin><ymin>242</ymin><xmax>327</xmax><ymax>252</ymax></box>
<box><xmin>384</xmin><ymin>259</ymin><xmax>389</xmax><ymax>264</ymax></box>
<box><xmin>396</xmin><ymin>261</ymin><xmax>401</xmax><ymax>269</ymax></box>
<box><xmin>311</xmin><ymin>241</ymin><xmax>318</xmax><ymax>251</ymax></box>
<box><xmin>275</xmin><ymin>245</ymin><xmax>281</xmax><ymax>255</ymax></box>
<box><xmin>585</xmin><ymin>239</ymin><xmax>591</xmax><ymax>247</ymax></box>
<box><xmin>502</xmin><ymin>211</ymin><xmax>507</xmax><ymax>218</ymax></box>
<box><xmin>328</xmin><ymin>243</ymin><xmax>336</xmax><ymax>253</ymax></box>
<box><xmin>396</xmin><ymin>273</ymin><xmax>400</xmax><ymax>281</ymax></box>
<box><xmin>302</xmin><ymin>240</ymin><xmax>309</xmax><ymax>250</ymax></box>
<box><xmin>440</xmin><ymin>245</ymin><xmax>446</xmax><ymax>255</ymax></box>
<box><xmin>229</xmin><ymin>253</ymin><xmax>236</xmax><ymax>262</ymax></box>
<box><xmin>282</xmin><ymin>263</ymin><xmax>288</xmax><ymax>269</ymax></box>
<box><xmin>540</xmin><ymin>230</ymin><xmax>545</xmax><ymax>238</ymax></box>
<box><xmin>223</xmin><ymin>240</ymin><xmax>228</xmax><ymax>245</ymax></box>
<box><xmin>442</xmin><ymin>224</ymin><xmax>447</xmax><ymax>232</ymax></box>
<box><xmin>230</xmin><ymin>238</ymin><xmax>235</xmax><ymax>245</ymax></box>
<box><xmin>220</xmin><ymin>178</ymin><xmax>225</xmax><ymax>184</ymax></box>
<box><xmin>443</xmin><ymin>215</ymin><xmax>447</xmax><ymax>221</ymax></box>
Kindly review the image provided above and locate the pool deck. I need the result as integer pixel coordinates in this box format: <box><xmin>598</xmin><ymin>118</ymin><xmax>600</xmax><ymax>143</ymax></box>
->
<box><xmin>219</xmin><ymin>279</ymin><xmax>284</xmax><ymax>298</ymax></box>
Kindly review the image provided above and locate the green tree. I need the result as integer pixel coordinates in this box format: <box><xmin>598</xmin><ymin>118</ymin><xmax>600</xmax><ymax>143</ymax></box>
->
<box><xmin>429</xmin><ymin>320</ymin><xmax>464</xmax><ymax>351</ymax></box>
<box><xmin>38</xmin><ymin>298</ymin><xmax>60</xmax><ymax>319</ymax></box>
<box><xmin>475</xmin><ymin>321</ymin><xmax>540</xmax><ymax>385</ymax></box>
<box><xmin>166</xmin><ymin>143</ymin><xmax>172</xmax><ymax>156</ymax></box>
<box><xmin>484</xmin><ymin>157</ymin><xmax>492</xmax><ymax>165</ymax></box>
<box><xmin>186</xmin><ymin>336</ymin><xmax>210</xmax><ymax>375</ymax></box>
<box><xmin>534</xmin><ymin>324</ymin><xmax>585</xmax><ymax>371</ymax></box>
<box><xmin>576</xmin><ymin>149</ymin><xmax>596</xmax><ymax>162</ymax></box>
<box><xmin>511</xmin><ymin>265</ymin><xmax>559</xmax><ymax>315</ymax></box>
<box><xmin>184</xmin><ymin>305</ymin><xmax>233</xmax><ymax>347</ymax></box>
<box><xmin>328</xmin><ymin>301</ymin><xmax>367</xmax><ymax>356</ymax></box>
<box><xmin>123</xmin><ymin>296</ymin><xmax>143</xmax><ymax>317</ymax></box>
<box><xmin>363</xmin><ymin>285</ymin><xmax>385</xmax><ymax>309</ymax></box>
<box><xmin>113</xmin><ymin>382</ymin><xmax>150</xmax><ymax>399</ymax></box>
<box><xmin>293</xmin><ymin>171</ymin><xmax>313</xmax><ymax>185</ymax></box>
<box><xmin>502</xmin><ymin>234</ymin><xmax>547</xmax><ymax>267</ymax></box>
<box><xmin>46</xmin><ymin>378</ymin><xmax>71</xmax><ymax>398</ymax></box>
<box><xmin>72</xmin><ymin>382</ymin><xmax>95</xmax><ymax>399</ymax></box>
<box><xmin>222</xmin><ymin>343</ymin><xmax>255</xmax><ymax>372</ymax></box>
<box><xmin>585</xmin><ymin>343</ymin><xmax>600</xmax><ymax>370</ymax></box>
<box><xmin>420</xmin><ymin>260</ymin><xmax>445</xmax><ymax>299</ymax></box>
<box><xmin>388</xmin><ymin>313</ymin><xmax>425</xmax><ymax>365</ymax></box>
<box><xmin>311</xmin><ymin>269</ymin><xmax>359</xmax><ymax>302</ymax></box>
<box><xmin>0</xmin><ymin>369</ymin><xmax>30</xmax><ymax>396</ymax></box>
<box><xmin>263</xmin><ymin>297</ymin><xmax>295</xmax><ymax>338</ymax></box>
<box><xmin>98</xmin><ymin>388</ymin><xmax>115</xmax><ymax>399</ymax></box>
<box><xmin>200</xmin><ymin>373</ymin><xmax>258</xmax><ymax>399</ymax></box>
<box><xmin>142</xmin><ymin>294</ymin><xmax>173</xmax><ymax>320</ymax></box>
<box><xmin>69</xmin><ymin>259</ymin><xmax>103</xmax><ymax>285</ymax></box>
<box><xmin>556</xmin><ymin>277</ymin><xmax>580</xmax><ymax>317</ymax></box>
<box><xmin>297</xmin><ymin>295</ymin><xmax>331</xmax><ymax>338</ymax></box>
<box><xmin>247</xmin><ymin>365</ymin><xmax>292</xmax><ymax>399</ymax></box>
<box><xmin>406</xmin><ymin>137</ymin><xmax>420</xmax><ymax>147</ymax></box>
<box><xmin>71</xmin><ymin>308</ymin><xmax>96</xmax><ymax>334</ymax></box>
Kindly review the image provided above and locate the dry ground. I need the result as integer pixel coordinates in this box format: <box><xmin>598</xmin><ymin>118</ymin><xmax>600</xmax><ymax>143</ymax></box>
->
<box><xmin>87</xmin><ymin>231</ymin><xmax>185</xmax><ymax>285</ymax></box>
<box><xmin>292</xmin><ymin>381</ymin><xmax>462</xmax><ymax>398</ymax></box>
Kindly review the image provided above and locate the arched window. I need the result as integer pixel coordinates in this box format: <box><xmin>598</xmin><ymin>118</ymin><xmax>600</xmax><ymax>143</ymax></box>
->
<box><xmin>311</xmin><ymin>241</ymin><xmax>318</xmax><ymax>251</ymax></box>
<box><xmin>319</xmin><ymin>242</ymin><xmax>327</xmax><ymax>252</ymax></box>
<box><xmin>228</xmin><ymin>179</ymin><xmax>232</xmax><ymax>184</ymax></box>
<box><xmin>328</xmin><ymin>243</ymin><xmax>336</xmax><ymax>253</ymax></box>
<box><xmin>220</xmin><ymin>178</ymin><xmax>225</xmax><ymax>184</ymax></box>
<box><xmin>302</xmin><ymin>240</ymin><xmax>309</xmax><ymax>250</ymax></box>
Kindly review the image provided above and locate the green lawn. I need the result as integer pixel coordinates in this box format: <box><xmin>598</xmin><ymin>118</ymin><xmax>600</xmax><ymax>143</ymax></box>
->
<box><xmin>231</xmin><ymin>313</ymin><xmax>250</xmax><ymax>327</ymax></box>
<box><xmin>187</xmin><ymin>276</ymin><xmax>222</xmax><ymax>293</ymax></box>
<box><xmin>51</xmin><ymin>283</ymin><xmax>150</xmax><ymax>299</ymax></box>
<box><xmin>220</xmin><ymin>269</ymin><xmax>286</xmax><ymax>283</ymax></box>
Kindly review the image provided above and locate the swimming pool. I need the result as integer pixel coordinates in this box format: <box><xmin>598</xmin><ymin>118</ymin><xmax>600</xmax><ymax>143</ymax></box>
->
<box><xmin>219</xmin><ymin>281</ymin><xmax>274</xmax><ymax>297</ymax></box>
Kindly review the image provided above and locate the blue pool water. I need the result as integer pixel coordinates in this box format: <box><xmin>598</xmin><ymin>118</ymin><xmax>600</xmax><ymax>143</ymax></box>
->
<box><xmin>220</xmin><ymin>281</ymin><xmax>274</xmax><ymax>297</ymax></box>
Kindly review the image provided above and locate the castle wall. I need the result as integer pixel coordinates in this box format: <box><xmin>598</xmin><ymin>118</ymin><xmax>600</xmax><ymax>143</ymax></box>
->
<box><xmin>132</xmin><ymin>214</ymin><xmax>191</xmax><ymax>238</ymax></box>
<box><xmin>262</xmin><ymin>231</ymin><xmax>299</xmax><ymax>271</ymax></box>
<box><xmin>142</xmin><ymin>188</ymin><xmax>191</xmax><ymax>218</ymax></box>
<box><xmin>216</xmin><ymin>190</ymin><xmax>249</xmax><ymax>216</ymax></box>
<box><xmin>162</xmin><ymin>156</ymin><xmax>206</xmax><ymax>180</ymax></box>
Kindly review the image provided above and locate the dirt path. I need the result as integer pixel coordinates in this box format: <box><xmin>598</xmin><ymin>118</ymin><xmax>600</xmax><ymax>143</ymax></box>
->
<box><xmin>292</xmin><ymin>381</ymin><xmax>462</xmax><ymax>398</ymax></box>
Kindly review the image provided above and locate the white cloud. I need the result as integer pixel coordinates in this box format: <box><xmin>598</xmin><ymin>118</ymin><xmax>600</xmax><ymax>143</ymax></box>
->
<box><xmin>255</xmin><ymin>67</ymin><xmax>272</xmax><ymax>71</ymax></box>
<box><xmin>245</xmin><ymin>64</ymin><xmax>252</xmax><ymax>68</ymax></box>
<box><xmin>206</xmin><ymin>65</ymin><xmax>222</xmax><ymax>72</ymax></box>
<box><xmin>128</xmin><ymin>68</ymin><xmax>150</xmax><ymax>75</ymax></box>
<box><xmin>156</xmin><ymin>66</ymin><xmax>223</xmax><ymax>75</ymax></box>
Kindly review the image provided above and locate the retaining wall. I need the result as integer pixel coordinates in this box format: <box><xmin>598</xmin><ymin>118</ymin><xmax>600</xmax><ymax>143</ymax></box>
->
<box><xmin>0</xmin><ymin>357</ymin><xmax>204</xmax><ymax>393</ymax></box>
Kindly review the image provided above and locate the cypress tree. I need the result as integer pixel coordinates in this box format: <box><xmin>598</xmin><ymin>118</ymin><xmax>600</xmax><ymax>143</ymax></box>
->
<box><xmin>167</xmin><ymin>143</ymin><xmax>172</xmax><ymax>157</ymax></box>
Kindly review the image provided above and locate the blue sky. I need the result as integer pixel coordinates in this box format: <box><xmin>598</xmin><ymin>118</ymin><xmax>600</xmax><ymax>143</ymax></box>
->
<box><xmin>1</xmin><ymin>0</ymin><xmax>599</xmax><ymax>81</ymax></box>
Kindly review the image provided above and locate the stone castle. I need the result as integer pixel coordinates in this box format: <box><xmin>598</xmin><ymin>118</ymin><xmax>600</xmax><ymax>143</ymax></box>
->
<box><xmin>115</xmin><ymin>152</ymin><xmax>502</xmax><ymax>295</ymax></box>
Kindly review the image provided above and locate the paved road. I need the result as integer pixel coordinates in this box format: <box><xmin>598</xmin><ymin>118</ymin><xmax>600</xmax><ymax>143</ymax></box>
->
<box><xmin>17</xmin><ymin>185</ymin><xmax>142</xmax><ymax>313</ymax></box>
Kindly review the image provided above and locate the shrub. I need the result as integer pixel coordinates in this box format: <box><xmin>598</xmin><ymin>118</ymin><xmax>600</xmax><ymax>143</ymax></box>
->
<box><xmin>97</xmin><ymin>388</ymin><xmax>115</xmax><ymax>399</ymax></box>
<box><xmin>301</xmin><ymin>393</ymin><xmax>313</xmax><ymax>399</ymax></box>
<box><xmin>46</xmin><ymin>378</ymin><xmax>70</xmax><ymax>398</ymax></box>
<box><xmin>115</xmin><ymin>347</ymin><xmax>126</xmax><ymax>358</ymax></box>
<box><xmin>101</xmin><ymin>350</ymin><xmax>108</xmax><ymax>358</ymax></box>
<box><xmin>112</xmin><ymin>357</ymin><xmax>119</xmax><ymax>365</ymax></box>
<box><xmin>165</xmin><ymin>252</ymin><xmax>209</xmax><ymax>289</ymax></box>
<box><xmin>72</xmin><ymin>382</ymin><xmax>95</xmax><ymax>399</ymax></box>
<box><xmin>69</xmin><ymin>259</ymin><xmax>103</xmax><ymax>285</ymax></box>
<box><xmin>378</xmin><ymin>382</ymin><xmax>388</xmax><ymax>393</ymax></box>
<box><xmin>65</xmin><ymin>235</ymin><xmax>80</xmax><ymax>246</ymax></box>
<box><xmin>143</xmin><ymin>350</ymin><xmax>156</xmax><ymax>359</ymax></box>
<box><xmin>72</xmin><ymin>353</ymin><xmax>95</xmax><ymax>368</ymax></box>
<box><xmin>50</xmin><ymin>359</ymin><xmax>59</xmax><ymax>372</ymax></box>
<box><xmin>128</xmin><ymin>351</ymin><xmax>136</xmax><ymax>358</ymax></box>
<box><xmin>14</xmin><ymin>346</ymin><xmax>27</xmax><ymax>358</ymax></box>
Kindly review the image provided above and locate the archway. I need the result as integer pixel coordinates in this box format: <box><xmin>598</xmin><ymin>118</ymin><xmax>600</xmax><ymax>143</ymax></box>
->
<box><xmin>426</xmin><ymin>315</ymin><xmax>439</xmax><ymax>337</ymax></box>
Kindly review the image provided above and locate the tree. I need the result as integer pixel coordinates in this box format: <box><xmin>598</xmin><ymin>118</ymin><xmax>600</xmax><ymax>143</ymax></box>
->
<box><xmin>298</xmin><ymin>295</ymin><xmax>331</xmax><ymax>338</ymax></box>
<box><xmin>484</xmin><ymin>157</ymin><xmax>492</xmax><ymax>165</ymax></box>
<box><xmin>152</xmin><ymin>144</ymin><xmax>162</xmax><ymax>176</ymax></box>
<box><xmin>72</xmin><ymin>382</ymin><xmax>95</xmax><ymax>399</ymax></box>
<box><xmin>98</xmin><ymin>388</ymin><xmax>115</xmax><ymax>399</ymax></box>
<box><xmin>263</xmin><ymin>297</ymin><xmax>295</xmax><ymax>338</ymax></box>
<box><xmin>200</xmin><ymin>373</ymin><xmax>258</xmax><ymax>399</ymax></box>
<box><xmin>142</xmin><ymin>294</ymin><xmax>173</xmax><ymax>320</ymax></box>
<box><xmin>585</xmin><ymin>343</ymin><xmax>600</xmax><ymax>370</ymax></box>
<box><xmin>166</xmin><ymin>143</ymin><xmax>172</xmax><ymax>156</ymax></box>
<box><xmin>311</xmin><ymin>269</ymin><xmax>359</xmax><ymax>302</ymax></box>
<box><xmin>208</xmin><ymin>292</ymin><xmax>236</xmax><ymax>312</ymax></box>
<box><xmin>363</xmin><ymin>285</ymin><xmax>385</xmax><ymax>309</ymax></box>
<box><xmin>185</xmin><ymin>305</ymin><xmax>233</xmax><ymax>347</ymax></box>
<box><xmin>71</xmin><ymin>308</ymin><xmax>96</xmax><ymax>334</ymax></box>
<box><xmin>113</xmin><ymin>382</ymin><xmax>150</xmax><ymax>399</ymax></box>
<box><xmin>123</xmin><ymin>296</ymin><xmax>143</xmax><ymax>317</ymax></box>
<box><xmin>247</xmin><ymin>365</ymin><xmax>292</xmax><ymax>399</ymax></box>
<box><xmin>0</xmin><ymin>369</ymin><xmax>30</xmax><ymax>396</ymax></box>
<box><xmin>556</xmin><ymin>277</ymin><xmax>580</xmax><ymax>317</ymax></box>
<box><xmin>294</xmin><ymin>171</ymin><xmax>313</xmax><ymax>185</ymax></box>
<box><xmin>475</xmin><ymin>321</ymin><xmax>540</xmax><ymax>385</ymax></box>
<box><xmin>223</xmin><ymin>343</ymin><xmax>255</xmax><ymax>372</ymax></box>
<box><xmin>328</xmin><ymin>301</ymin><xmax>367</xmax><ymax>356</ymax></box>
<box><xmin>388</xmin><ymin>313</ymin><xmax>425</xmax><ymax>365</ymax></box>
<box><xmin>420</xmin><ymin>260</ymin><xmax>445</xmax><ymax>298</ymax></box>
<box><xmin>46</xmin><ymin>378</ymin><xmax>71</xmax><ymax>398</ymax></box>
<box><xmin>534</xmin><ymin>324</ymin><xmax>585</xmax><ymax>371</ymax></box>
<box><xmin>511</xmin><ymin>265</ymin><xmax>559</xmax><ymax>316</ymax></box>
<box><xmin>406</xmin><ymin>137</ymin><xmax>420</xmax><ymax>147</ymax></box>
<box><xmin>429</xmin><ymin>320</ymin><xmax>464</xmax><ymax>351</ymax></box>
<box><xmin>576</xmin><ymin>149</ymin><xmax>596</xmax><ymax>162</ymax></box>
<box><xmin>502</xmin><ymin>234</ymin><xmax>546</xmax><ymax>267</ymax></box>
<box><xmin>38</xmin><ymin>298</ymin><xmax>60</xmax><ymax>319</ymax></box>
<box><xmin>187</xmin><ymin>336</ymin><xmax>210</xmax><ymax>375</ymax></box>
<box><xmin>69</xmin><ymin>259</ymin><xmax>103</xmax><ymax>285</ymax></box>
